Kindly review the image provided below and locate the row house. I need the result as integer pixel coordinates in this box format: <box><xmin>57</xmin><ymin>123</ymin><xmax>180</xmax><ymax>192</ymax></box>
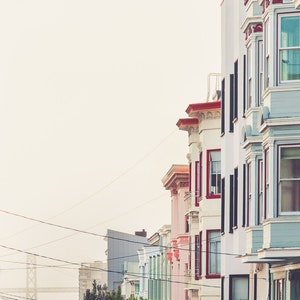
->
<box><xmin>162</xmin><ymin>165</ymin><xmax>190</xmax><ymax>300</ymax></box>
<box><xmin>221</xmin><ymin>0</ymin><xmax>300</xmax><ymax>299</ymax></box>
<box><xmin>162</xmin><ymin>84</ymin><xmax>222</xmax><ymax>300</ymax></box>
<box><xmin>177</xmin><ymin>96</ymin><xmax>222</xmax><ymax>300</ymax></box>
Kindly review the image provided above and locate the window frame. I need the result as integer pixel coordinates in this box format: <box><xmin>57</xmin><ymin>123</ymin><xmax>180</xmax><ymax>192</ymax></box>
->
<box><xmin>195</xmin><ymin>233</ymin><xmax>202</xmax><ymax>280</ymax></box>
<box><xmin>206</xmin><ymin>149</ymin><xmax>221</xmax><ymax>199</ymax></box>
<box><xmin>257</xmin><ymin>159</ymin><xmax>264</xmax><ymax>224</ymax></box>
<box><xmin>258</xmin><ymin>39</ymin><xmax>264</xmax><ymax>106</ymax></box>
<box><xmin>233</xmin><ymin>167</ymin><xmax>238</xmax><ymax>229</ymax></box>
<box><xmin>246</xmin><ymin>162</ymin><xmax>252</xmax><ymax>227</ymax></box>
<box><xmin>278</xmin><ymin>12</ymin><xmax>300</xmax><ymax>84</ymax></box>
<box><xmin>247</xmin><ymin>44</ymin><xmax>253</xmax><ymax>109</ymax></box>
<box><xmin>265</xmin><ymin>18</ymin><xmax>270</xmax><ymax>88</ymax></box>
<box><xmin>264</xmin><ymin>148</ymin><xmax>270</xmax><ymax>220</ymax></box>
<box><xmin>274</xmin><ymin>278</ymin><xmax>286</xmax><ymax>300</ymax></box>
<box><xmin>206</xmin><ymin>230</ymin><xmax>221</xmax><ymax>278</ymax></box>
<box><xmin>195</xmin><ymin>153</ymin><xmax>202</xmax><ymax>206</ymax></box>
<box><xmin>278</xmin><ymin>144</ymin><xmax>300</xmax><ymax>215</ymax></box>
<box><xmin>229</xmin><ymin>275</ymin><xmax>249</xmax><ymax>300</ymax></box>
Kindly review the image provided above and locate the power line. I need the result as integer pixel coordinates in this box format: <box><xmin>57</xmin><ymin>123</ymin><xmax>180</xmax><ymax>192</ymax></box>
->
<box><xmin>0</xmin><ymin>129</ymin><xmax>176</xmax><ymax>244</ymax></box>
<box><xmin>0</xmin><ymin>208</ymin><xmax>240</xmax><ymax>258</ymax></box>
<box><xmin>0</xmin><ymin>243</ymin><xmax>222</xmax><ymax>289</ymax></box>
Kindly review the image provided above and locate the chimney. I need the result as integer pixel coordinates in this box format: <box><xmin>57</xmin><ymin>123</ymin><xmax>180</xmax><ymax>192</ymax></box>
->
<box><xmin>135</xmin><ymin>229</ymin><xmax>147</xmax><ymax>237</ymax></box>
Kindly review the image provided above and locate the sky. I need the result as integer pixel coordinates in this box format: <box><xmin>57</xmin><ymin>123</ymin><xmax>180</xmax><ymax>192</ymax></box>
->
<box><xmin>0</xmin><ymin>1</ymin><xmax>221</xmax><ymax>299</ymax></box>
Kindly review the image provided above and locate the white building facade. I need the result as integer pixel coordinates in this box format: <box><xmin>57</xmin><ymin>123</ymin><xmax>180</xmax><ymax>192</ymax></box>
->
<box><xmin>221</xmin><ymin>0</ymin><xmax>300</xmax><ymax>299</ymax></box>
<box><xmin>177</xmin><ymin>96</ymin><xmax>222</xmax><ymax>300</ymax></box>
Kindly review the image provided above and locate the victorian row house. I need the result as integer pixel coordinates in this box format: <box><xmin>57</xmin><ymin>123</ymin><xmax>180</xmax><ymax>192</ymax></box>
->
<box><xmin>221</xmin><ymin>0</ymin><xmax>300</xmax><ymax>299</ymax></box>
<box><xmin>162</xmin><ymin>83</ymin><xmax>222</xmax><ymax>300</ymax></box>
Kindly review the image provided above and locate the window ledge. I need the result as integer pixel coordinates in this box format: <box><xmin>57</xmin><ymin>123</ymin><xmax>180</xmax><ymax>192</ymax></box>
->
<box><xmin>205</xmin><ymin>274</ymin><xmax>221</xmax><ymax>279</ymax></box>
<box><xmin>206</xmin><ymin>195</ymin><xmax>221</xmax><ymax>199</ymax></box>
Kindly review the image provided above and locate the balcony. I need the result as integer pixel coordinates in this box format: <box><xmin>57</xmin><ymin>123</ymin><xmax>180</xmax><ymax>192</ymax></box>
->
<box><xmin>262</xmin><ymin>87</ymin><xmax>300</xmax><ymax>120</ymax></box>
<box><xmin>241</xmin><ymin>226</ymin><xmax>264</xmax><ymax>263</ymax></box>
<box><xmin>258</xmin><ymin>218</ymin><xmax>300</xmax><ymax>260</ymax></box>
<box><xmin>245</xmin><ymin>226</ymin><xmax>263</xmax><ymax>254</ymax></box>
<box><xmin>184</xmin><ymin>192</ymin><xmax>199</xmax><ymax>216</ymax></box>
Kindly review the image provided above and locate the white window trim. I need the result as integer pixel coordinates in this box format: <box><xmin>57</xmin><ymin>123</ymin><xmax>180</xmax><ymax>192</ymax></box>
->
<box><xmin>278</xmin><ymin>12</ymin><xmax>300</xmax><ymax>84</ymax></box>
<box><xmin>278</xmin><ymin>144</ymin><xmax>300</xmax><ymax>215</ymax></box>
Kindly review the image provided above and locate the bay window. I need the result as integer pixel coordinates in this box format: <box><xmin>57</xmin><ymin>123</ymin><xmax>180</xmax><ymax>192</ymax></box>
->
<box><xmin>207</xmin><ymin>150</ymin><xmax>221</xmax><ymax>197</ymax></box>
<box><xmin>279</xmin><ymin>14</ymin><xmax>300</xmax><ymax>82</ymax></box>
<box><xmin>278</xmin><ymin>145</ymin><xmax>300</xmax><ymax>213</ymax></box>
<box><xmin>206</xmin><ymin>230</ymin><xmax>221</xmax><ymax>277</ymax></box>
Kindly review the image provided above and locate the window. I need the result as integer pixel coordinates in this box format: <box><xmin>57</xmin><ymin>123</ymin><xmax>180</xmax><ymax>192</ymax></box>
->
<box><xmin>229</xmin><ymin>174</ymin><xmax>234</xmax><ymax>233</ymax></box>
<box><xmin>233</xmin><ymin>167</ymin><xmax>238</xmax><ymax>228</ymax></box>
<box><xmin>229</xmin><ymin>74</ymin><xmax>234</xmax><ymax>132</ymax></box>
<box><xmin>195</xmin><ymin>233</ymin><xmax>202</xmax><ymax>280</ymax></box>
<box><xmin>189</xmin><ymin>163</ymin><xmax>192</xmax><ymax>193</ymax></box>
<box><xmin>254</xmin><ymin>273</ymin><xmax>257</xmax><ymax>300</ymax></box>
<box><xmin>258</xmin><ymin>40</ymin><xmax>263</xmax><ymax>105</ymax></box>
<box><xmin>195</xmin><ymin>153</ymin><xmax>202</xmax><ymax>206</ymax></box>
<box><xmin>243</xmin><ymin>55</ymin><xmax>246</xmax><ymax>115</ymax></box>
<box><xmin>206</xmin><ymin>230</ymin><xmax>221</xmax><ymax>277</ymax></box>
<box><xmin>233</xmin><ymin>60</ymin><xmax>238</xmax><ymax>119</ymax></box>
<box><xmin>221</xmin><ymin>178</ymin><xmax>225</xmax><ymax>233</ymax></box>
<box><xmin>290</xmin><ymin>271</ymin><xmax>300</xmax><ymax>299</ymax></box>
<box><xmin>246</xmin><ymin>162</ymin><xmax>252</xmax><ymax>226</ymax></box>
<box><xmin>258</xmin><ymin>159</ymin><xmax>263</xmax><ymax>224</ymax></box>
<box><xmin>278</xmin><ymin>146</ymin><xmax>300</xmax><ymax>213</ymax></box>
<box><xmin>264</xmin><ymin>149</ymin><xmax>270</xmax><ymax>219</ymax></box>
<box><xmin>185</xmin><ymin>215</ymin><xmax>189</xmax><ymax>233</ymax></box>
<box><xmin>242</xmin><ymin>164</ymin><xmax>246</xmax><ymax>227</ymax></box>
<box><xmin>265</xmin><ymin>19</ymin><xmax>270</xmax><ymax>88</ymax></box>
<box><xmin>221</xmin><ymin>277</ymin><xmax>225</xmax><ymax>300</ymax></box>
<box><xmin>221</xmin><ymin>78</ymin><xmax>225</xmax><ymax>134</ymax></box>
<box><xmin>274</xmin><ymin>279</ymin><xmax>285</xmax><ymax>300</ymax></box>
<box><xmin>279</xmin><ymin>14</ymin><xmax>300</xmax><ymax>82</ymax></box>
<box><xmin>207</xmin><ymin>150</ymin><xmax>221</xmax><ymax>197</ymax></box>
<box><xmin>247</xmin><ymin>45</ymin><xmax>253</xmax><ymax>109</ymax></box>
<box><xmin>229</xmin><ymin>275</ymin><xmax>249</xmax><ymax>300</ymax></box>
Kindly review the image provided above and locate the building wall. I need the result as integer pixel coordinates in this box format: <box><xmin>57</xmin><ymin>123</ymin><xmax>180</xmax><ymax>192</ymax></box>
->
<box><xmin>221</xmin><ymin>0</ymin><xmax>250</xmax><ymax>299</ymax></box>
<box><xmin>106</xmin><ymin>229</ymin><xmax>148</xmax><ymax>291</ymax></box>
<box><xmin>221</xmin><ymin>0</ymin><xmax>300</xmax><ymax>299</ymax></box>
<box><xmin>78</xmin><ymin>261</ymin><xmax>107</xmax><ymax>300</ymax></box>
<box><xmin>162</xmin><ymin>165</ymin><xmax>189</xmax><ymax>300</ymax></box>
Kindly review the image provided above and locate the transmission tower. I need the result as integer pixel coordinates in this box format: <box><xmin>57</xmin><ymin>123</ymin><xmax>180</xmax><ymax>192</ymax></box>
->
<box><xmin>26</xmin><ymin>254</ymin><xmax>37</xmax><ymax>300</ymax></box>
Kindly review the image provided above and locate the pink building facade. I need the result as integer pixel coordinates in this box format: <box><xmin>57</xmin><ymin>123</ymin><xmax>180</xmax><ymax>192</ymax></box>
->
<box><xmin>162</xmin><ymin>165</ymin><xmax>189</xmax><ymax>300</ymax></box>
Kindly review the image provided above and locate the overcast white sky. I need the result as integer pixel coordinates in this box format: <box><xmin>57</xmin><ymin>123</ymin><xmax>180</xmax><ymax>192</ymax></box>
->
<box><xmin>0</xmin><ymin>1</ymin><xmax>221</xmax><ymax>299</ymax></box>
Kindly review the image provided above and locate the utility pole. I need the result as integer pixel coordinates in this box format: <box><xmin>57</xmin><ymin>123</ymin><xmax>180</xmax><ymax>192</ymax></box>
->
<box><xmin>26</xmin><ymin>254</ymin><xmax>37</xmax><ymax>300</ymax></box>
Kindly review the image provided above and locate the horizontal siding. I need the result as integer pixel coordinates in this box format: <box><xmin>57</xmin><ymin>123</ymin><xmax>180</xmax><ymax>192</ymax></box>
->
<box><xmin>266</xmin><ymin>90</ymin><xmax>300</xmax><ymax>119</ymax></box>
<box><xmin>264</xmin><ymin>221</ymin><xmax>300</xmax><ymax>248</ymax></box>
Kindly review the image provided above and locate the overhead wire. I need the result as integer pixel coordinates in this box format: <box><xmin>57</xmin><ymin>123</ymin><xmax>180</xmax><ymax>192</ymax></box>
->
<box><xmin>0</xmin><ymin>243</ymin><xmax>223</xmax><ymax>290</ymax></box>
<box><xmin>0</xmin><ymin>208</ymin><xmax>240</xmax><ymax>258</ymax></box>
<box><xmin>0</xmin><ymin>129</ymin><xmax>177</xmax><ymax>244</ymax></box>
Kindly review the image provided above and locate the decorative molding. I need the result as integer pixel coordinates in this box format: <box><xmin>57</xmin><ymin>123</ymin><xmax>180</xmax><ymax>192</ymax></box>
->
<box><xmin>244</xmin><ymin>22</ymin><xmax>263</xmax><ymax>41</ymax></box>
<box><xmin>197</xmin><ymin>110</ymin><xmax>221</xmax><ymax>121</ymax></box>
<box><xmin>171</xmin><ymin>189</ymin><xmax>178</xmax><ymax>196</ymax></box>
